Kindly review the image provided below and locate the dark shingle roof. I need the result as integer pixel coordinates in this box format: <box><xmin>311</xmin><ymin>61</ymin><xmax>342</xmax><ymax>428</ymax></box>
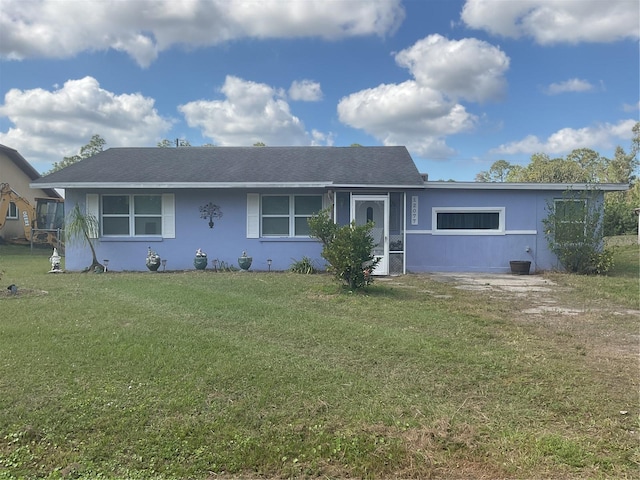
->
<box><xmin>32</xmin><ymin>146</ymin><xmax>425</xmax><ymax>188</ymax></box>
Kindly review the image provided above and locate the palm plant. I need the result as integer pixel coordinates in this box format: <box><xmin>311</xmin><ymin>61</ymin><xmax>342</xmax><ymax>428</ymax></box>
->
<box><xmin>65</xmin><ymin>203</ymin><xmax>103</xmax><ymax>272</ymax></box>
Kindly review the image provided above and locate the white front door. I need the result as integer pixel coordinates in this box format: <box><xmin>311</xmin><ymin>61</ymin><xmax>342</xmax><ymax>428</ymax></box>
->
<box><xmin>351</xmin><ymin>195</ymin><xmax>389</xmax><ymax>275</ymax></box>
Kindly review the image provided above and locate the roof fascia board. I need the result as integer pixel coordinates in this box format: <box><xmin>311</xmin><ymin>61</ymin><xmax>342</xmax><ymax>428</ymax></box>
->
<box><xmin>33</xmin><ymin>181</ymin><xmax>627</xmax><ymax>192</ymax></box>
<box><xmin>31</xmin><ymin>181</ymin><xmax>334</xmax><ymax>189</ymax></box>
<box><xmin>425</xmin><ymin>182</ymin><xmax>629</xmax><ymax>191</ymax></box>
<box><xmin>330</xmin><ymin>183</ymin><xmax>424</xmax><ymax>189</ymax></box>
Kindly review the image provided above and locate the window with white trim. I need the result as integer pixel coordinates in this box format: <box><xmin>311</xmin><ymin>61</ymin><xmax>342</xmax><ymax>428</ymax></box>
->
<box><xmin>6</xmin><ymin>201</ymin><xmax>17</xmax><ymax>219</ymax></box>
<box><xmin>432</xmin><ymin>207</ymin><xmax>505</xmax><ymax>235</ymax></box>
<box><xmin>101</xmin><ymin>194</ymin><xmax>163</xmax><ymax>236</ymax></box>
<box><xmin>261</xmin><ymin>195</ymin><xmax>323</xmax><ymax>237</ymax></box>
<box><xmin>554</xmin><ymin>199</ymin><xmax>586</xmax><ymax>243</ymax></box>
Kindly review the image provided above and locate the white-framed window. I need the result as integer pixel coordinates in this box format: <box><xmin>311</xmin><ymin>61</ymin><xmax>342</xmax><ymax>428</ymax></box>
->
<box><xmin>553</xmin><ymin>199</ymin><xmax>587</xmax><ymax>243</ymax></box>
<box><xmin>432</xmin><ymin>207</ymin><xmax>505</xmax><ymax>235</ymax></box>
<box><xmin>102</xmin><ymin>195</ymin><xmax>162</xmax><ymax>236</ymax></box>
<box><xmin>86</xmin><ymin>193</ymin><xmax>174</xmax><ymax>238</ymax></box>
<box><xmin>6</xmin><ymin>201</ymin><xmax>17</xmax><ymax>219</ymax></box>
<box><xmin>261</xmin><ymin>194</ymin><xmax>323</xmax><ymax>237</ymax></box>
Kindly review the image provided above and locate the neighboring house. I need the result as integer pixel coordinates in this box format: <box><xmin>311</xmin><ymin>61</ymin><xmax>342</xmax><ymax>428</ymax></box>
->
<box><xmin>32</xmin><ymin>146</ymin><xmax>627</xmax><ymax>273</ymax></box>
<box><xmin>0</xmin><ymin>144</ymin><xmax>62</xmax><ymax>242</ymax></box>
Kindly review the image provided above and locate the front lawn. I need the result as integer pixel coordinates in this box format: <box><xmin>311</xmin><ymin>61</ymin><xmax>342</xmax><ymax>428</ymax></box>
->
<box><xmin>0</xmin><ymin>244</ymin><xmax>637</xmax><ymax>479</ymax></box>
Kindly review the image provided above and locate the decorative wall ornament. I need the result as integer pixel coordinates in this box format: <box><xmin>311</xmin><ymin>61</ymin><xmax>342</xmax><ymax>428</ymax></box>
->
<box><xmin>199</xmin><ymin>202</ymin><xmax>223</xmax><ymax>228</ymax></box>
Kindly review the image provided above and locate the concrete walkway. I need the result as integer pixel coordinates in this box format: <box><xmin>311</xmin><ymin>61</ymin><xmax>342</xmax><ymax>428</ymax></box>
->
<box><xmin>426</xmin><ymin>272</ymin><xmax>557</xmax><ymax>293</ymax></box>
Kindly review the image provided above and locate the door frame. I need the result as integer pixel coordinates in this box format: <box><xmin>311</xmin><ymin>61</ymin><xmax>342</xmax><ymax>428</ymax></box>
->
<box><xmin>350</xmin><ymin>194</ymin><xmax>389</xmax><ymax>275</ymax></box>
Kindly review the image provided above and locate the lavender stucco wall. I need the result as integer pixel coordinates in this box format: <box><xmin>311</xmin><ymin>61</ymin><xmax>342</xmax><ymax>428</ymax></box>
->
<box><xmin>404</xmin><ymin>188</ymin><xmax>579</xmax><ymax>273</ymax></box>
<box><xmin>63</xmin><ymin>188</ymin><xmax>324</xmax><ymax>272</ymax></box>
<box><xmin>63</xmin><ymin>186</ymin><xmax>599</xmax><ymax>274</ymax></box>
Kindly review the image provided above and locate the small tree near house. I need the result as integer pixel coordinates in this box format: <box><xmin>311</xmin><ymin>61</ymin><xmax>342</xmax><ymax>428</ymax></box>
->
<box><xmin>66</xmin><ymin>204</ymin><xmax>103</xmax><ymax>272</ymax></box>
<box><xmin>542</xmin><ymin>189</ymin><xmax>613</xmax><ymax>275</ymax></box>
<box><xmin>308</xmin><ymin>208</ymin><xmax>380</xmax><ymax>290</ymax></box>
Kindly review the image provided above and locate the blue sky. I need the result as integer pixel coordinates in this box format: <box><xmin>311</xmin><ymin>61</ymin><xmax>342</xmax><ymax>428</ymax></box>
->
<box><xmin>0</xmin><ymin>0</ymin><xmax>638</xmax><ymax>180</ymax></box>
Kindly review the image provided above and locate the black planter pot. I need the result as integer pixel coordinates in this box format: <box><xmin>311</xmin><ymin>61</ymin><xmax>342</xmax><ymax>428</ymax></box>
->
<box><xmin>509</xmin><ymin>260</ymin><xmax>531</xmax><ymax>275</ymax></box>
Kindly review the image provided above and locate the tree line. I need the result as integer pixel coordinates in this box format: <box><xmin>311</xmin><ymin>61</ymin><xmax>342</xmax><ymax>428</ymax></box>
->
<box><xmin>476</xmin><ymin>122</ymin><xmax>639</xmax><ymax>236</ymax></box>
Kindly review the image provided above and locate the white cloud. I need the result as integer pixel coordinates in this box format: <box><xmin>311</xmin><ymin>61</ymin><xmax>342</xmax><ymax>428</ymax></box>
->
<box><xmin>394</xmin><ymin>34</ymin><xmax>509</xmax><ymax>103</ymax></box>
<box><xmin>288</xmin><ymin>80</ymin><xmax>323</xmax><ymax>102</ymax></box>
<box><xmin>310</xmin><ymin>129</ymin><xmax>335</xmax><ymax>146</ymax></box>
<box><xmin>622</xmin><ymin>101</ymin><xmax>640</xmax><ymax>112</ymax></box>
<box><xmin>545</xmin><ymin>78</ymin><xmax>595</xmax><ymax>95</ymax></box>
<box><xmin>0</xmin><ymin>0</ymin><xmax>405</xmax><ymax>67</ymax></box>
<box><xmin>179</xmin><ymin>75</ymin><xmax>331</xmax><ymax>146</ymax></box>
<box><xmin>338</xmin><ymin>81</ymin><xmax>477</xmax><ymax>159</ymax></box>
<box><xmin>461</xmin><ymin>0</ymin><xmax>639</xmax><ymax>44</ymax></box>
<box><xmin>490</xmin><ymin>119</ymin><xmax>638</xmax><ymax>155</ymax></box>
<box><xmin>0</xmin><ymin>76</ymin><xmax>172</xmax><ymax>171</ymax></box>
<box><xmin>338</xmin><ymin>34</ymin><xmax>508</xmax><ymax>158</ymax></box>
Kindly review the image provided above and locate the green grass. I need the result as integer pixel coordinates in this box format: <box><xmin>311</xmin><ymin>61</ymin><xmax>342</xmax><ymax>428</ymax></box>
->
<box><xmin>546</xmin><ymin>243</ymin><xmax>639</xmax><ymax>309</ymax></box>
<box><xmin>0</xmin><ymin>244</ymin><xmax>638</xmax><ymax>479</ymax></box>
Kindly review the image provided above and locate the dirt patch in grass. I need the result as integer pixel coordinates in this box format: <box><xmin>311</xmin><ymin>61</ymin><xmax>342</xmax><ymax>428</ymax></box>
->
<box><xmin>0</xmin><ymin>287</ymin><xmax>48</xmax><ymax>298</ymax></box>
<box><xmin>424</xmin><ymin>272</ymin><xmax>639</xmax><ymax>360</ymax></box>
<box><xmin>399</xmin><ymin>419</ymin><xmax>498</xmax><ymax>479</ymax></box>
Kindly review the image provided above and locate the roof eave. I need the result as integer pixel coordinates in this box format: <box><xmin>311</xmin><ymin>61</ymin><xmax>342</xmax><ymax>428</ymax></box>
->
<box><xmin>1</xmin><ymin>144</ymin><xmax>40</xmax><ymax>179</ymax></box>
<box><xmin>331</xmin><ymin>183</ymin><xmax>425</xmax><ymax>189</ymax></box>
<box><xmin>31</xmin><ymin>181</ymin><xmax>335</xmax><ymax>189</ymax></box>
<box><xmin>2</xmin><ymin>144</ymin><xmax>62</xmax><ymax>198</ymax></box>
<box><xmin>426</xmin><ymin>181</ymin><xmax>630</xmax><ymax>191</ymax></box>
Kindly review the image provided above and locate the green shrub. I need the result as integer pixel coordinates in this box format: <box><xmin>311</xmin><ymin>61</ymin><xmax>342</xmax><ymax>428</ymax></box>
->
<box><xmin>588</xmin><ymin>248</ymin><xmax>615</xmax><ymax>275</ymax></box>
<box><xmin>543</xmin><ymin>189</ymin><xmax>614</xmax><ymax>275</ymax></box>
<box><xmin>216</xmin><ymin>260</ymin><xmax>238</xmax><ymax>272</ymax></box>
<box><xmin>308</xmin><ymin>209</ymin><xmax>379</xmax><ymax>290</ymax></box>
<box><xmin>604</xmin><ymin>195</ymin><xmax>638</xmax><ymax>236</ymax></box>
<box><xmin>290</xmin><ymin>256</ymin><xmax>317</xmax><ymax>274</ymax></box>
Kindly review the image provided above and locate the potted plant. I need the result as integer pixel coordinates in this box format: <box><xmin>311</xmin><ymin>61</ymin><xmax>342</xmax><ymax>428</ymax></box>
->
<box><xmin>509</xmin><ymin>260</ymin><xmax>531</xmax><ymax>275</ymax></box>
<box><xmin>194</xmin><ymin>248</ymin><xmax>208</xmax><ymax>270</ymax></box>
<box><xmin>146</xmin><ymin>247</ymin><xmax>161</xmax><ymax>271</ymax></box>
<box><xmin>238</xmin><ymin>251</ymin><xmax>252</xmax><ymax>271</ymax></box>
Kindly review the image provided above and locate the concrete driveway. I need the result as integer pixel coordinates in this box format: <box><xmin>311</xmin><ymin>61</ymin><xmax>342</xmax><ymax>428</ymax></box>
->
<box><xmin>427</xmin><ymin>272</ymin><xmax>557</xmax><ymax>294</ymax></box>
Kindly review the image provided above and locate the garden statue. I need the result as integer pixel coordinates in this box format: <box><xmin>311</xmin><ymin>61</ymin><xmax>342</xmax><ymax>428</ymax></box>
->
<box><xmin>48</xmin><ymin>247</ymin><xmax>63</xmax><ymax>273</ymax></box>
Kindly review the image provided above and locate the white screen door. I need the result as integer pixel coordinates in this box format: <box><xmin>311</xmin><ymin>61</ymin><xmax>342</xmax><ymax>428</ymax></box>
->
<box><xmin>351</xmin><ymin>195</ymin><xmax>388</xmax><ymax>275</ymax></box>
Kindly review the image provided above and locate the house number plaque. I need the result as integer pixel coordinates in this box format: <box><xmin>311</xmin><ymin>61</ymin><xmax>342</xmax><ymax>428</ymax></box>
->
<box><xmin>411</xmin><ymin>196</ymin><xmax>418</xmax><ymax>225</ymax></box>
